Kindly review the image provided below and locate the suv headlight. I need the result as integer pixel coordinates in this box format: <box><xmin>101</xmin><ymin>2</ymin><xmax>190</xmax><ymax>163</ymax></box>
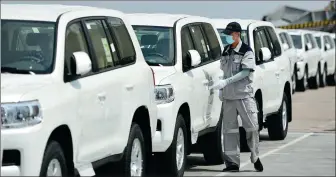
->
<box><xmin>154</xmin><ymin>85</ymin><xmax>175</xmax><ymax>104</ymax></box>
<box><xmin>1</xmin><ymin>100</ymin><xmax>42</xmax><ymax>129</ymax></box>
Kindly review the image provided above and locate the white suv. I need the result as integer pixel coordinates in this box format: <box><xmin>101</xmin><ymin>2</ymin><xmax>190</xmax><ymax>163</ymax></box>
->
<box><xmin>213</xmin><ymin>19</ymin><xmax>293</xmax><ymax>145</ymax></box>
<box><xmin>287</xmin><ymin>30</ymin><xmax>322</xmax><ymax>91</ymax></box>
<box><xmin>313</xmin><ymin>31</ymin><xmax>336</xmax><ymax>86</ymax></box>
<box><xmin>276</xmin><ymin>28</ymin><xmax>298</xmax><ymax>93</ymax></box>
<box><xmin>127</xmin><ymin>13</ymin><xmax>225</xmax><ymax>176</ymax></box>
<box><xmin>1</xmin><ymin>4</ymin><xmax>157</xmax><ymax>177</ymax></box>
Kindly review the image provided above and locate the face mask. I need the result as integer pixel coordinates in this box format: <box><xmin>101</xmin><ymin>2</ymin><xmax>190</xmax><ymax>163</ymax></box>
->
<box><xmin>224</xmin><ymin>35</ymin><xmax>235</xmax><ymax>45</ymax></box>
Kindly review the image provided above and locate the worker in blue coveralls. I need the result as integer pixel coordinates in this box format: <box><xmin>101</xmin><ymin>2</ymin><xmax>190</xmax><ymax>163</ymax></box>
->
<box><xmin>209</xmin><ymin>22</ymin><xmax>263</xmax><ymax>172</ymax></box>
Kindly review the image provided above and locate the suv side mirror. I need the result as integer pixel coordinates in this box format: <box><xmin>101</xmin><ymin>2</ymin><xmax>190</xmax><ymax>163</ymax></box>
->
<box><xmin>325</xmin><ymin>43</ymin><xmax>331</xmax><ymax>51</ymax></box>
<box><xmin>305</xmin><ymin>43</ymin><xmax>312</xmax><ymax>51</ymax></box>
<box><xmin>259</xmin><ymin>47</ymin><xmax>272</xmax><ymax>62</ymax></box>
<box><xmin>188</xmin><ymin>49</ymin><xmax>201</xmax><ymax>67</ymax></box>
<box><xmin>72</xmin><ymin>51</ymin><xmax>92</xmax><ymax>75</ymax></box>
<box><xmin>283</xmin><ymin>43</ymin><xmax>289</xmax><ymax>51</ymax></box>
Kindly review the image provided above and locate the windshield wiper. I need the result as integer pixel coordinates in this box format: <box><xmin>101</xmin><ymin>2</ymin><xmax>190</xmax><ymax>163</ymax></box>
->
<box><xmin>1</xmin><ymin>67</ymin><xmax>33</xmax><ymax>74</ymax></box>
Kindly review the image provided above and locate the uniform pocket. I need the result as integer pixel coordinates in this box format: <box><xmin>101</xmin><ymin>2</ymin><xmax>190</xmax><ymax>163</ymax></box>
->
<box><xmin>232</xmin><ymin>60</ymin><xmax>241</xmax><ymax>75</ymax></box>
<box><xmin>243</xmin><ymin>98</ymin><xmax>259</xmax><ymax>113</ymax></box>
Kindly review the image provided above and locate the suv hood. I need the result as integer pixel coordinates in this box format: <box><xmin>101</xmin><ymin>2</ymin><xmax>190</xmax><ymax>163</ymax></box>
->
<box><xmin>1</xmin><ymin>74</ymin><xmax>54</xmax><ymax>102</ymax></box>
<box><xmin>150</xmin><ymin>66</ymin><xmax>177</xmax><ymax>85</ymax></box>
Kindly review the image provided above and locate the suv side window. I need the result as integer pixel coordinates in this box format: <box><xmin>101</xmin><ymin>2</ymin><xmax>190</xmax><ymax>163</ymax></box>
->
<box><xmin>181</xmin><ymin>26</ymin><xmax>195</xmax><ymax>72</ymax></box>
<box><xmin>84</xmin><ymin>20</ymin><xmax>114</xmax><ymax>71</ymax></box>
<box><xmin>323</xmin><ymin>35</ymin><xmax>335</xmax><ymax>49</ymax></box>
<box><xmin>304</xmin><ymin>34</ymin><xmax>312</xmax><ymax>48</ymax></box>
<box><xmin>285</xmin><ymin>33</ymin><xmax>293</xmax><ymax>48</ymax></box>
<box><xmin>253</xmin><ymin>27</ymin><xmax>270</xmax><ymax>64</ymax></box>
<box><xmin>64</xmin><ymin>22</ymin><xmax>90</xmax><ymax>80</ymax></box>
<box><xmin>265</xmin><ymin>27</ymin><xmax>282</xmax><ymax>57</ymax></box>
<box><xmin>279</xmin><ymin>33</ymin><xmax>287</xmax><ymax>45</ymax></box>
<box><xmin>201</xmin><ymin>23</ymin><xmax>221</xmax><ymax>60</ymax></box>
<box><xmin>308</xmin><ymin>34</ymin><xmax>317</xmax><ymax>48</ymax></box>
<box><xmin>107</xmin><ymin>17</ymin><xmax>136</xmax><ymax>66</ymax></box>
<box><xmin>189</xmin><ymin>25</ymin><xmax>211</xmax><ymax>64</ymax></box>
<box><xmin>328</xmin><ymin>36</ymin><xmax>335</xmax><ymax>48</ymax></box>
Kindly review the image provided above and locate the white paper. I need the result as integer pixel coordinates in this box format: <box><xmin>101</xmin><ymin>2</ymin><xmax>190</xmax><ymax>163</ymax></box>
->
<box><xmin>101</xmin><ymin>38</ymin><xmax>113</xmax><ymax>62</ymax></box>
<box><xmin>32</xmin><ymin>27</ymin><xmax>39</xmax><ymax>33</ymax></box>
<box><xmin>110</xmin><ymin>43</ymin><xmax>116</xmax><ymax>52</ymax></box>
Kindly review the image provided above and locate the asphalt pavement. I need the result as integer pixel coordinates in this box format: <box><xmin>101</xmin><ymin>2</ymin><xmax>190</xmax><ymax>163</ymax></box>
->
<box><xmin>96</xmin><ymin>86</ymin><xmax>336</xmax><ymax>176</ymax></box>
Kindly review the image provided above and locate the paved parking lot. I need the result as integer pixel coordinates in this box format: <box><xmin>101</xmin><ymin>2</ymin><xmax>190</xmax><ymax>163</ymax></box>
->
<box><xmin>96</xmin><ymin>86</ymin><xmax>335</xmax><ymax>176</ymax></box>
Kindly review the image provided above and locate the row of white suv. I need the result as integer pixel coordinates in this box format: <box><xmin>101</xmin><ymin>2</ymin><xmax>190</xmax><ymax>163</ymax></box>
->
<box><xmin>4</xmin><ymin>4</ymin><xmax>316</xmax><ymax>177</ymax></box>
<box><xmin>1</xmin><ymin>4</ymin><xmax>158</xmax><ymax>177</ymax></box>
<box><xmin>1</xmin><ymin>4</ymin><xmax>235</xmax><ymax>177</ymax></box>
<box><xmin>280</xmin><ymin>29</ymin><xmax>336</xmax><ymax>92</ymax></box>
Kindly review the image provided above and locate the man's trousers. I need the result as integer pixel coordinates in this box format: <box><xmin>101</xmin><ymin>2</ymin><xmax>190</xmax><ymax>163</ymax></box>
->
<box><xmin>222</xmin><ymin>97</ymin><xmax>260</xmax><ymax>167</ymax></box>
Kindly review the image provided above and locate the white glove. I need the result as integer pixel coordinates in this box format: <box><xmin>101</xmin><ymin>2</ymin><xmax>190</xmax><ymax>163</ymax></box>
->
<box><xmin>209</xmin><ymin>79</ymin><xmax>229</xmax><ymax>90</ymax></box>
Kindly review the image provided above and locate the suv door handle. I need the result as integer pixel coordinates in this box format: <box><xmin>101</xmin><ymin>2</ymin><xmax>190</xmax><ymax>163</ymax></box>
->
<box><xmin>275</xmin><ymin>72</ymin><xmax>280</xmax><ymax>77</ymax></box>
<box><xmin>280</xmin><ymin>68</ymin><xmax>285</xmax><ymax>71</ymax></box>
<box><xmin>97</xmin><ymin>92</ymin><xmax>106</xmax><ymax>102</ymax></box>
<box><xmin>125</xmin><ymin>84</ymin><xmax>134</xmax><ymax>90</ymax></box>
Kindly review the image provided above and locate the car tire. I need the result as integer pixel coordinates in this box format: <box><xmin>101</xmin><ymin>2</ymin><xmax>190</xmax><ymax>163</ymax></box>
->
<box><xmin>308</xmin><ymin>69</ymin><xmax>319</xmax><ymax>89</ymax></box>
<box><xmin>296</xmin><ymin>68</ymin><xmax>308</xmax><ymax>91</ymax></box>
<box><xmin>39</xmin><ymin>141</ymin><xmax>68</xmax><ymax>177</ymax></box>
<box><xmin>119</xmin><ymin>123</ymin><xmax>146</xmax><ymax>177</ymax></box>
<box><xmin>158</xmin><ymin>114</ymin><xmax>187</xmax><ymax>177</ymax></box>
<box><xmin>326</xmin><ymin>72</ymin><xmax>336</xmax><ymax>86</ymax></box>
<box><xmin>200</xmin><ymin>112</ymin><xmax>225</xmax><ymax>165</ymax></box>
<box><xmin>320</xmin><ymin>66</ymin><xmax>327</xmax><ymax>87</ymax></box>
<box><xmin>266</xmin><ymin>93</ymin><xmax>289</xmax><ymax>140</ymax></box>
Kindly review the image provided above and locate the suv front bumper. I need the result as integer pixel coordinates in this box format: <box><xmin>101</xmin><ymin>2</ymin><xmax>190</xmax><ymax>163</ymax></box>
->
<box><xmin>152</xmin><ymin>102</ymin><xmax>179</xmax><ymax>152</ymax></box>
<box><xmin>1</xmin><ymin>125</ymin><xmax>47</xmax><ymax>176</ymax></box>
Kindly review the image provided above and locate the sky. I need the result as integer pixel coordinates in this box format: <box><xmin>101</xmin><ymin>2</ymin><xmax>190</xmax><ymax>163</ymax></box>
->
<box><xmin>1</xmin><ymin>1</ymin><xmax>330</xmax><ymax>21</ymax></box>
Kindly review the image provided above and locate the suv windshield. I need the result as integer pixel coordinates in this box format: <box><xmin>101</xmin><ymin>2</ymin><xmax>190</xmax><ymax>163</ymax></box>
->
<box><xmin>290</xmin><ymin>34</ymin><xmax>303</xmax><ymax>49</ymax></box>
<box><xmin>132</xmin><ymin>25</ymin><xmax>175</xmax><ymax>66</ymax></box>
<box><xmin>217</xmin><ymin>29</ymin><xmax>248</xmax><ymax>46</ymax></box>
<box><xmin>315</xmin><ymin>36</ymin><xmax>322</xmax><ymax>49</ymax></box>
<box><xmin>1</xmin><ymin>20</ymin><xmax>56</xmax><ymax>74</ymax></box>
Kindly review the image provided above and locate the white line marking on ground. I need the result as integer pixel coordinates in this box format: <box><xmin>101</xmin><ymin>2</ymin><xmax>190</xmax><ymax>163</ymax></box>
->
<box><xmin>215</xmin><ymin>132</ymin><xmax>314</xmax><ymax>176</ymax></box>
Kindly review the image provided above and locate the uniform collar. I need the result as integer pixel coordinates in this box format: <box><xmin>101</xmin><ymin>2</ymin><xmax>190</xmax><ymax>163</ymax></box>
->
<box><xmin>231</xmin><ymin>40</ymin><xmax>242</xmax><ymax>52</ymax></box>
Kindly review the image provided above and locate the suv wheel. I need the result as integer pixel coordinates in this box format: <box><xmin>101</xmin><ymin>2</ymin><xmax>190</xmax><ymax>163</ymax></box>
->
<box><xmin>266</xmin><ymin>93</ymin><xmax>289</xmax><ymax>140</ymax></box>
<box><xmin>200</xmin><ymin>111</ymin><xmax>225</xmax><ymax>165</ymax></box>
<box><xmin>158</xmin><ymin>114</ymin><xmax>187</xmax><ymax>177</ymax></box>
<box><xmin>120</xmin><ymin>123</ymin><xmax>146</xmax><ymax>177</ymax></box>
<box><xmin>40</xmin><ymin>141</ymin><xmax>68</xmax><ymax>177</ymax></box>
<box><xmin>296</xmin><ymin>68</ymin><xmax>308</xmax><ymax>91</ymax></box>
<box><xmin>320</xmin><ymin>67</ymin><xmax>327</xmax><ymax>87</ymax></box>
<box><xmin>326</xmin><ymin>71</ymin><xmax>336</xmax><ymax>86</ymax></box>
<box><xmin>308</xmin><ymin>69</ymin><xmax>319</xmax><ymax>89</ymax></box>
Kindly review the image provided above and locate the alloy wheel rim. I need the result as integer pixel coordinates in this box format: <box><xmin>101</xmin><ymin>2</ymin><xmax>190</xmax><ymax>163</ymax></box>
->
<box><xmin>47</xmin><ymin>159</ymin><xmax>62</xmax><ymax>177</ymax></box>
<box><xmin>323</xmin><ymin>69</ymin><xmax>327</xmax><ymax>85</ymax></box>
<box><xmin>176</xmin><ymin>128</ymin><xmax>185</xmax><ymax>171</ymax></box>
<box><xmin>130</xmin><ymin>138</ymin><xmax>143</xmax><ymax>176</ymax></box>
<box><xmin>304</xmin><ymin>71</ymin><xmax>308</xmax><ymax>88</ymax></box>
<box><xmin>282</xmin><ymin>101</ymin><xmax>287</xmax><ymax>131</ymax></box>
